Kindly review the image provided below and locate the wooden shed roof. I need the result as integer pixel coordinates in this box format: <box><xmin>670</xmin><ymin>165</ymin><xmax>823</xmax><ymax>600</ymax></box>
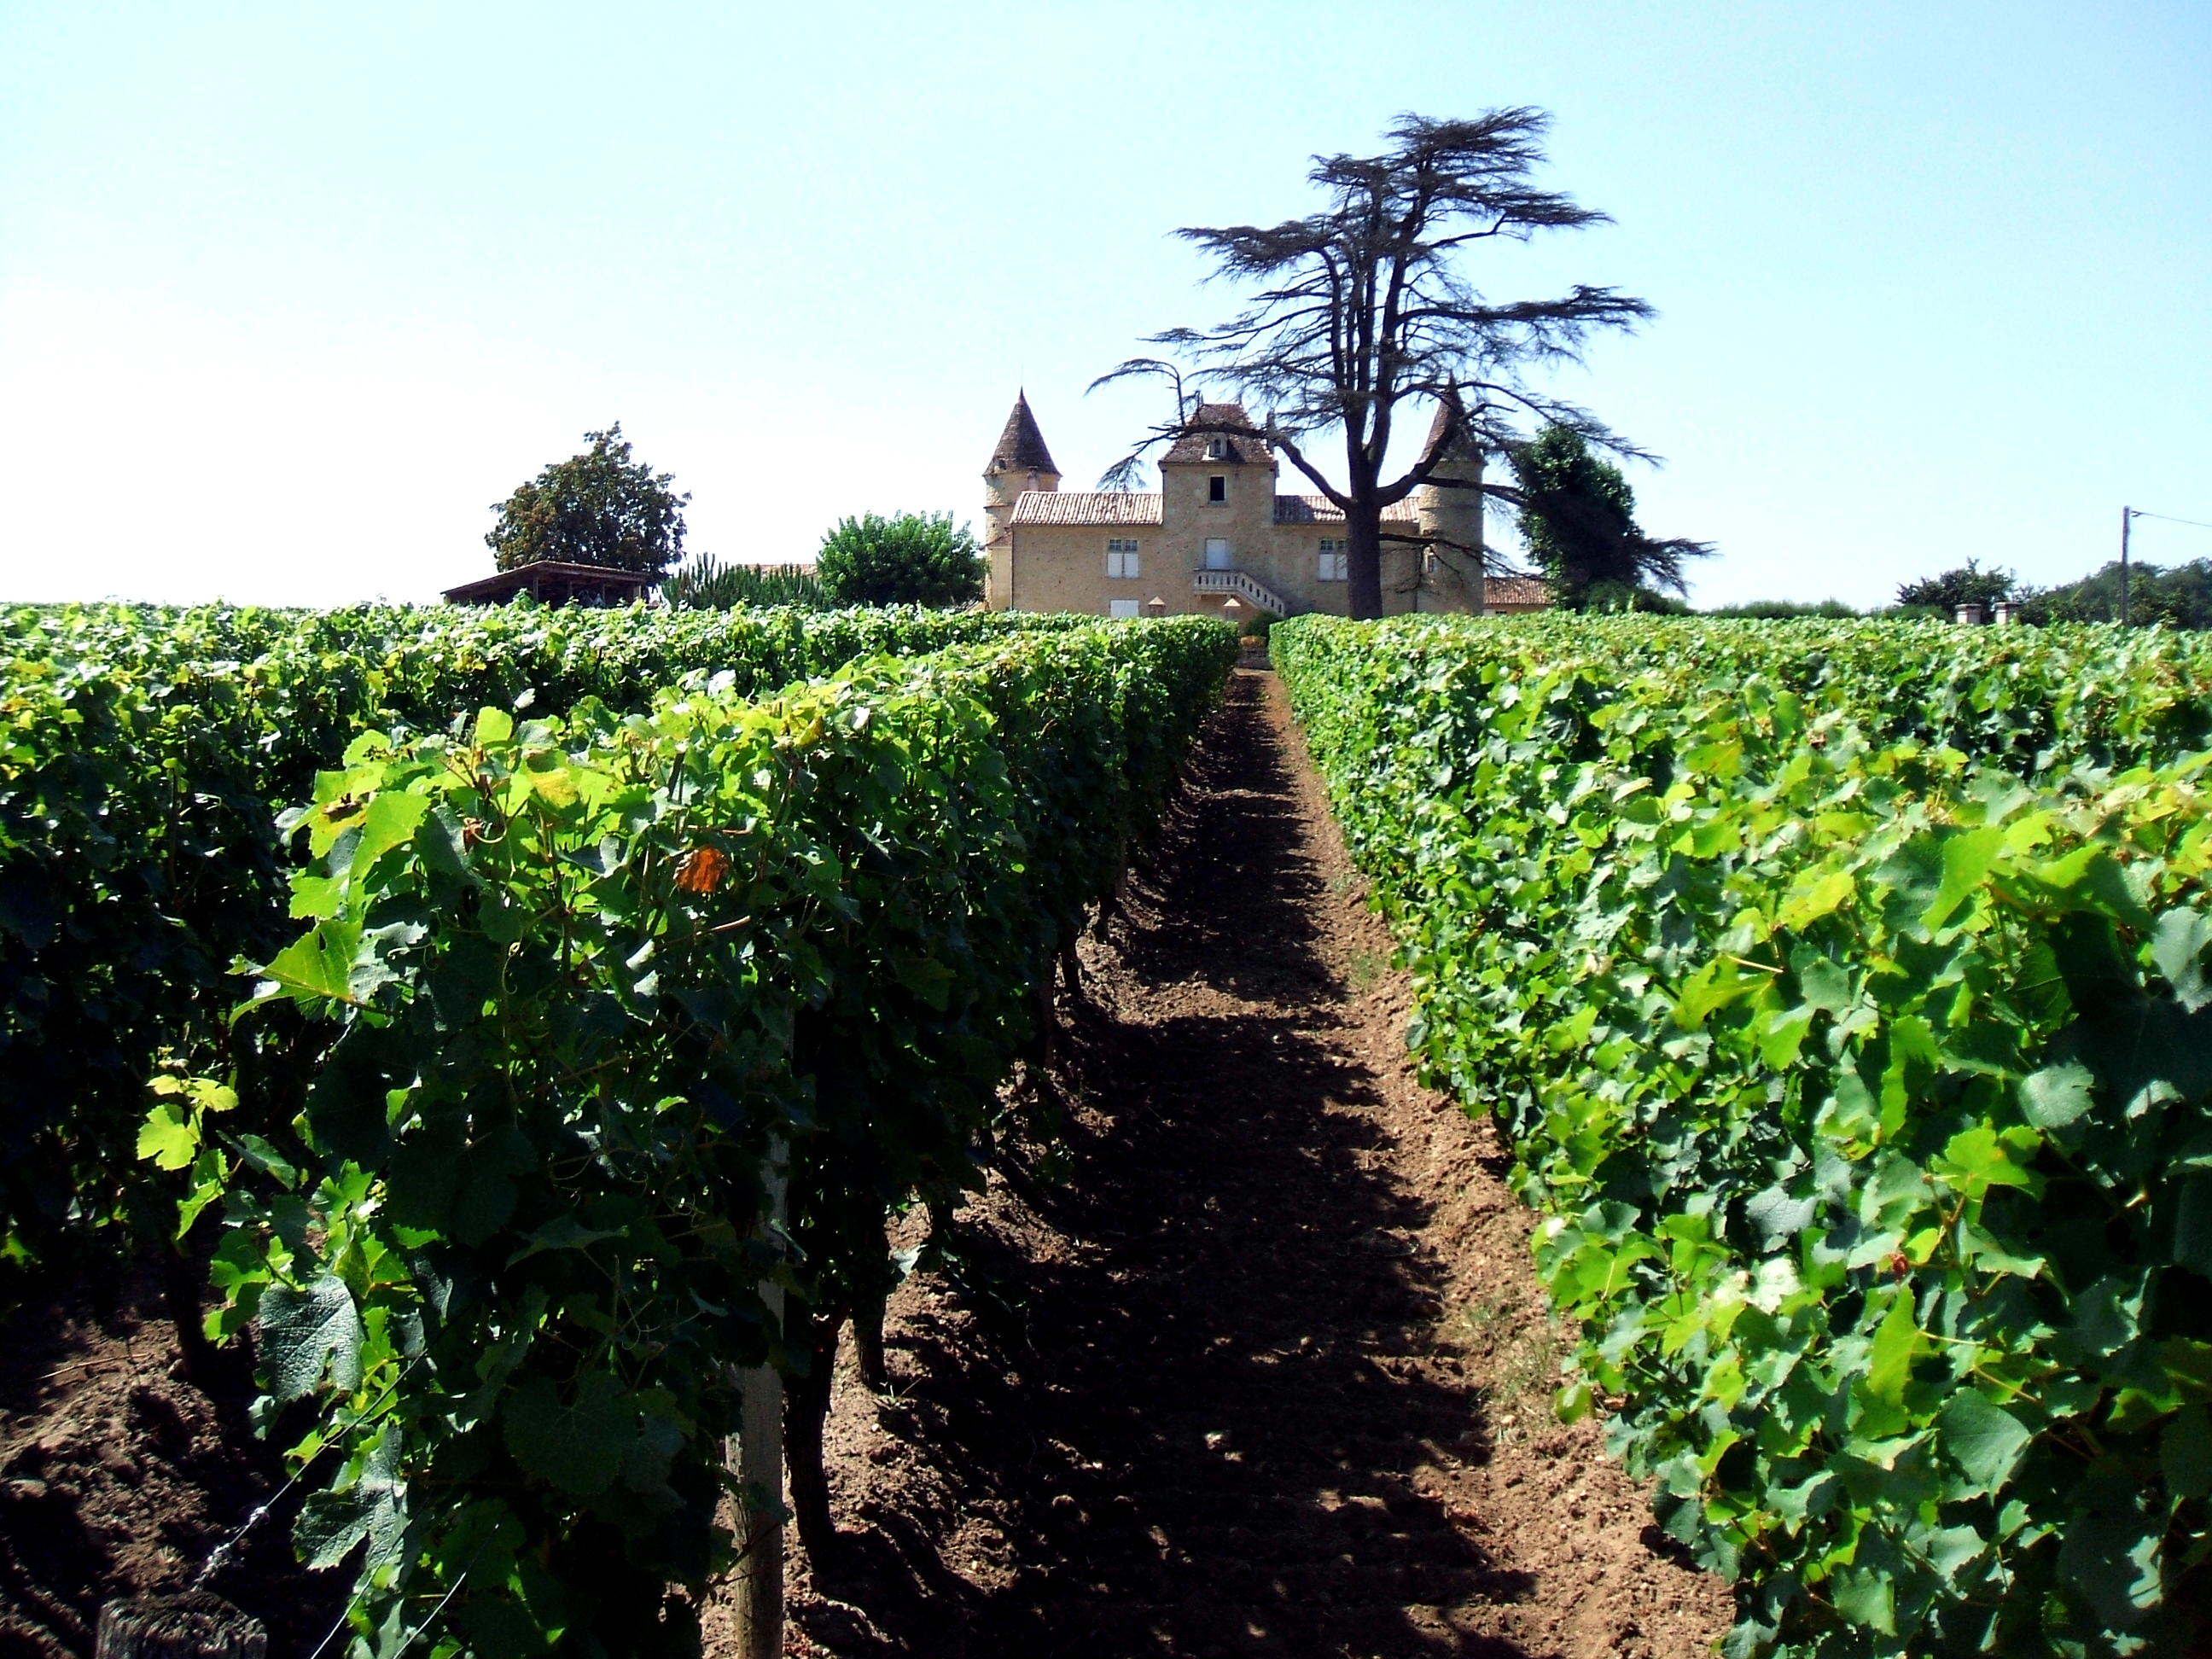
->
<box><xmin>441</xmin><ymin>562</ymin><xmax>661</xmax><ymax>607</ymax></box>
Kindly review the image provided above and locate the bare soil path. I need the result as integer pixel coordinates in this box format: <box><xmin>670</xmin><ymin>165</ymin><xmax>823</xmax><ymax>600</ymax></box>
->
<box><xmin>778</xmin><ymin>671</ymin><xmax>1730</xmax><ymax>1658</ymax></box>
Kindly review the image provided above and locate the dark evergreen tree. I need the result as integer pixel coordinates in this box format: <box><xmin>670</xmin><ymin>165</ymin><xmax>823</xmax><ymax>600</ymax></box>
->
<box><xmin>1094</xmin><ymin>109</ymin><xmax>1704</xmax><ymax>618</ymax></box>
<box><xmin>1511</xmin><ymin>426</ymin><xmax>1699</xmax><ymax>608</ymax></box>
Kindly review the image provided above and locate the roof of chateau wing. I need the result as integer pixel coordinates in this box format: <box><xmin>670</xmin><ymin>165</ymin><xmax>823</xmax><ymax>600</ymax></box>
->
<box><xmin>1009</xmin><ymin>492</ymin><xmax>1163</xmax><ymax>526</ymax></box>
<box><xmin>1007</xmin><ymin>490</ymin><xmax>1428</xmax><ymax>527</ymax></box>
<box><xmin>1484</xmin><ymin>575</ymin><xmax>1552</xmax><ymax>608</ymax></box>
<box><xmin>1274</xmin><ymin>494</ymin><xmax>1418</xmax><ymax>525</ymax></box>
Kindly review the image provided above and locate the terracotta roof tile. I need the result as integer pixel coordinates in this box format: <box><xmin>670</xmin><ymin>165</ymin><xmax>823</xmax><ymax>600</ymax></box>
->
<box><xmin>1484</xmin><ymin>575</ymin><xmax>1552</xmax><ymax>609</ymax></box>
<box><xmin>1274</xmin><ymin>494</ymin><xmax>1418</xmax><ymax>526</ymax></box>
<box><xmin>1009</xmin><ymin>492</ymin><xmax>1163</xmax><ymax>527</ymax></box>
<box><xmin>1424</xmin><ymin>401</ymin><xmax>1454</xmax><ymax>457</ymax></box>
<box><xmin>1163</xmin><ymin>402</ymin><xmax>1275</xmax><ymax>467</ymax></box>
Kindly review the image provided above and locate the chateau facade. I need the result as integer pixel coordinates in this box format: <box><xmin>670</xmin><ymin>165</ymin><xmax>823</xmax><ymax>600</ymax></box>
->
<box><xmin>981</xmin><ymin>393</ymin><xmax>1534</xmax><ymax>620</ymax></box>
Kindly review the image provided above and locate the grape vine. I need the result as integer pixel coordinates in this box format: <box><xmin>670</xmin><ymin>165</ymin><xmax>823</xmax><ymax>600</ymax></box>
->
<box><xmin>149</xmin><ymin>620</ymin><xmax>1235</xmax><ymax>1654</ymax></box>
<box><xmin>1275</xmin><ymin>614</ymin><xmax>2212</xmax><ymax>1658</ymax></box>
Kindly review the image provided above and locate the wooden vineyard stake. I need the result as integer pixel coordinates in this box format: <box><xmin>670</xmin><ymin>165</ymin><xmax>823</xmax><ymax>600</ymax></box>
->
<box><xmin>95</xmin><ymin>1594</ymin><xmax>266</xmax><ymax>1659</ymax></box>
<box><xmin>731</xmin><ymin>1138</ymin><xmax>789</xmax><ymax>1659</ymax></box>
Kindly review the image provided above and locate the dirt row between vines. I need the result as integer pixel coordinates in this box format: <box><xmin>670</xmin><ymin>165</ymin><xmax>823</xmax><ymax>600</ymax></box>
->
<box><xmin>749</xmin><ymin>670</ymin><xmax>1730</xmax><ymax>1658</ymax></box>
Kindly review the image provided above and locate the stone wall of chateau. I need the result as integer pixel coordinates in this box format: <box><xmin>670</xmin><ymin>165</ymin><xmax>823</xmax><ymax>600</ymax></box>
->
<box><xmin>1000</xmin><ymin>523</ymin><xmax>1139</xmax><ymax>614</ymax></box>
<box><xmin>1415</xmin><ymin>430</ymin><xmax>1487</xmax><ymax>615</ymax></box>
<box><xmin>983</xmin><ymin>467</ymin><xmax>1051</xmax><ymax>612</ymax></box>
<box><xmin>998</xmin><ymin>519</ymin><xmax>1428</xmax><ymax>618</ymax></box>
<box><xmin>1160</xmin><ymin>457</ymin><xmax>1275</xmax><ymax>555</ymax></box>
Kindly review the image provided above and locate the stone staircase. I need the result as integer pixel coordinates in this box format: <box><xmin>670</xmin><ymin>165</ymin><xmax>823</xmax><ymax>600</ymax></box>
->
<box><xmin>1191</xmin><ymin>567</ymin><xmax>1292</xmax><ymax>617</ymax></box>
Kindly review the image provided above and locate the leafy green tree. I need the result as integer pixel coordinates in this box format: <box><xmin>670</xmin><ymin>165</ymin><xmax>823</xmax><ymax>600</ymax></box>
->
<box><xmin>2018</xmin><ymin>559</ymin><xmax>2212</xmax><ymax>628</ymax></box>
<box><xmin>487</xmin><ymin>424</ymin><xmax>690</xmax><ymax>573</ymax></box>
<box><xmin>815</xmin><ymin>512</ymin><xmax>983</xmax><ymax>608</ymax></box>
<box><xmin>1511</xmin><ymin>426</ymin><xmax>1700</xmax><ymax>608</ymax></box>
<box><xmin>1892</xmin><ymin>559</ymin><xmax>2016</xmax><ymax>615</ymax></box>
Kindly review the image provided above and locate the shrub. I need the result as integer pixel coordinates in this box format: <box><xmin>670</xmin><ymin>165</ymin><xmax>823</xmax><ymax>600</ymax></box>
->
<box><xmin>658</xmin><ymin>556</ymin><xmax>824</xmax><ymax>610</ymax></box>
<box><xmin>816</xmin><ymin>512</ymin><xmax>985</xmax><ymax>608</ymax></box>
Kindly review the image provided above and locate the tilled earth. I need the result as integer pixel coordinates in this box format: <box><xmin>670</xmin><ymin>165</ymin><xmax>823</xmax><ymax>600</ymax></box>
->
<box><xmin>0</xmin><ymin>1284</ymin><xmax>345</xmax><ymax>1658</ymax></box>
<box><xmin>771</xmin><ymin>671</ymin><xmax>1730</xmax><ymax>1657</ymax></box>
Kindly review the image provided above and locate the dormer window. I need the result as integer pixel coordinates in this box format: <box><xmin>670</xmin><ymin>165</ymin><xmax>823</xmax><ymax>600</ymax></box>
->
<box><xmin>1208</xmin><ymin>475</ymin><xmax>1227</xmax><ymax>504</ymax></box>
<box><xmin>1205</xmin><ymin>437</ymin><xmax>1230</xmax><ymax>461</ymax></box>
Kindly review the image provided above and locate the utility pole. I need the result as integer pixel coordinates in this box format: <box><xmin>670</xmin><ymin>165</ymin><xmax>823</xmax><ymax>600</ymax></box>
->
<box><xmin>2121</xmin><ymin>505</ymin><xmax>2135</xmax><ymax>626</ymax></box>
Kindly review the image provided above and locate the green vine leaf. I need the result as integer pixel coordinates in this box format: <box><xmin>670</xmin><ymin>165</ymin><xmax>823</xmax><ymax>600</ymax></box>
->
<box><xmin>503</xmin><ymin>1372</ymin><xmax>630</xmax><ymax>1498</ymax></box>
<box><xmin>1937</xmin><ymin>1389</ymin><xmax>2031</xmax><ymax>1498</ymax></box>
<box><xmin>1271</xmin><ymin>611</ymin><xmax>2212</xmax><ymax>1656</ymax></box>
<box><xmin>258</xmin><ymin>1275</ymin><xmax>364</xmax><ymax>1404</ymax></box>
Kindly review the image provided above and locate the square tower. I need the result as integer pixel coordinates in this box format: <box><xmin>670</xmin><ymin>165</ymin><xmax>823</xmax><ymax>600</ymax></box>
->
<box><xmin>1157</xmin><ymin>403</ymin><xmax>1278</xmax><ymax>595</ymax></box>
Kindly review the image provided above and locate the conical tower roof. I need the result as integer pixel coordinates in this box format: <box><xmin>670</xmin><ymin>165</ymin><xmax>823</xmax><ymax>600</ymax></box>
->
<box><xmin>986</xmin><ymin>392</ymin><xmax>1059</xmax><ymax>476</ymax></box>
<box><xmin>1422</xmin><ymin>401</ymin><xmax>1472</xmax><ymax>464</ymax></box>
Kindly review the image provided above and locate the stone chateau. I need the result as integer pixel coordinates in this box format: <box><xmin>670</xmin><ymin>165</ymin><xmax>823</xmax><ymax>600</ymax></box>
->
<box><xmin>981</xmin><ymin>393</ymin><xmax>1544</xmax><ymax>620</ymax></box>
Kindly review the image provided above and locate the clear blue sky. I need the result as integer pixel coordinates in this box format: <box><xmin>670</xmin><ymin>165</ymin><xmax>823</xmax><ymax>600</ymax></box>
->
<box><xmin>2</xmin><ymin>1</ymin><xmax>2207</xmax><ymax>608</ymax></box>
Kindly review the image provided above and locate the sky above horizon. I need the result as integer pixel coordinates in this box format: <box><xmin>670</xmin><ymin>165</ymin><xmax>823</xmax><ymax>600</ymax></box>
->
<box><xmin>2</xmin><ymin>1</ymin><xmax>2208</xmax><ymax>610</ymax></box>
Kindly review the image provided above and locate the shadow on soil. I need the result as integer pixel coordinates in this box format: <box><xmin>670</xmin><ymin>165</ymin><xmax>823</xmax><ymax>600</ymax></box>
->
<box><xmin>808</xmin><ymin>675</ymin><xmax>1533</xmax><ymax>1657</ymax></box>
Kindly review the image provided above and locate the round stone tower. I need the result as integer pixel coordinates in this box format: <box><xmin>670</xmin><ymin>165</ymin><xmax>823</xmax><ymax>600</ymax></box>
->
<box><xmin>981</xmin><ymin>391</ymin><xmax>1061</xmax><ymax>609</ymax></box>
<box><xmin>1414</xmin><ymin>404</ymin><xmax>1486</xmax><ymax>614</ymax></box>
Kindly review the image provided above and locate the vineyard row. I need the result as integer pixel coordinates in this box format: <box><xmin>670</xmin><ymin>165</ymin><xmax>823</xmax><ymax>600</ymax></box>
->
<box><xmin>1</xmin><ymin>600</ymin><xmax>1092</xmax><ymax>1282</ymax></box>
<box><xmin>1274</xmin><ymin>614</ymin><xmax>2212</xmax><ymax>1659</ymax></box>
<box><xmin>4</xmin><ymin>603</ymin><xmax>1235</xmax><ymax>1652</ymax></box>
